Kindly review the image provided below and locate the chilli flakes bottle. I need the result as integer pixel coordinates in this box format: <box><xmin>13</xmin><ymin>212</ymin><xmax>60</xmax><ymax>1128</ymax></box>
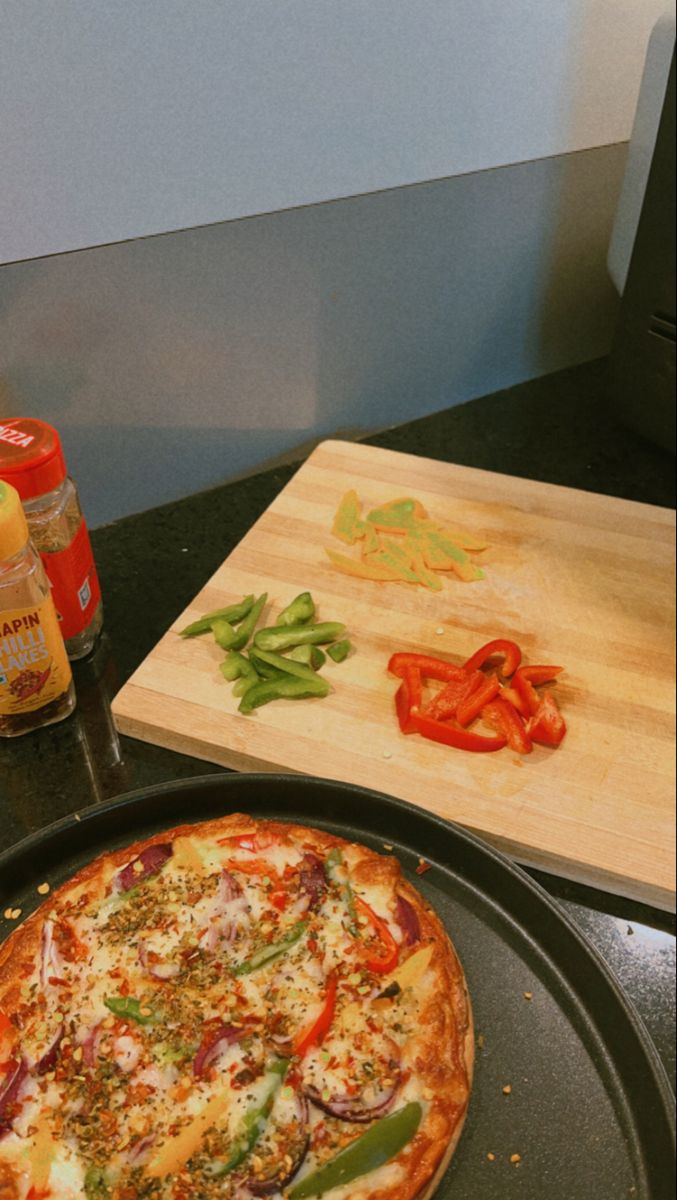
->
<box><xmin>0</xmin><ymin>418</ymin><xmax>103</xmax><ymax>659</ymax></box>
<box><xmin>0</xmin><ymin>480</ymin><xmax>76</xmax><ymax>736</ymax></box>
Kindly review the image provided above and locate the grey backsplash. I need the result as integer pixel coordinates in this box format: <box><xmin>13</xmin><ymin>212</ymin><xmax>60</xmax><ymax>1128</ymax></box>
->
<box><xmin>0</xmin><ymin>145</ymin><xmax>625</xmax><ymax>527</ymax></box>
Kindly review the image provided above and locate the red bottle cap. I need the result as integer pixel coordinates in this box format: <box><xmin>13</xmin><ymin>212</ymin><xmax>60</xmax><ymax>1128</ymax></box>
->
<box><xmin>0</xmin><ymin>418</ymin><xmax>68</xmax><ymax>500</ymax></box>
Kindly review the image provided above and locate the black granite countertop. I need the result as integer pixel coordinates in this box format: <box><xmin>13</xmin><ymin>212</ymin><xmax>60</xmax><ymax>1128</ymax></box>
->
<box><xmin>1</xmin><ymin>357</ymin><xmax>675</xmax><ymax>1093</ymax></box>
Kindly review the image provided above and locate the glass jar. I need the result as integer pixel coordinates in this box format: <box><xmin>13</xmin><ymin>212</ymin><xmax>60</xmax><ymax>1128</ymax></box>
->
<box><xmin>0</xmin><ymin>419</ymin><xmax>103</xmax><ymax>659</ymax></box>
<box><xmin>0</xmin><ymin>480</ymin><xmax>76</xmax><ymax>736</ymax></box>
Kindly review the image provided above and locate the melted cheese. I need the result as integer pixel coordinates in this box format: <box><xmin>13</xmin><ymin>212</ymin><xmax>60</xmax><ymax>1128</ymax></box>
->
<box><xmin>170</xmin><ymin>836</ymin><xmax>210</xmax><ymax>876</ymax></box>
<box><xmin>2</xmin><ymin>1120</ymin><xmax>84</xmax><ymax>1200</ymax></box>
<box><xmin>20</xmin><ymin>1115</ymin><xmax>56</xmax><ymax>1190</ymax></box>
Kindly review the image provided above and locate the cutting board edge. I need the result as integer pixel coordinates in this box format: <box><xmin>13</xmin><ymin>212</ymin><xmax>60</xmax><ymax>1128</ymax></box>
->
<box><xmin>112</xmin><ymin>699</ymin><xmax>676</xmax><ymax>914</ymax></box>
<box><xmin>112</xmin><ymin>704</ymin><xmax>305</xmax><ymax>780</ymax></box>
<box><xmin>489</xmin><ymin>837</ymin><xmax>676</xmax><ymax>914</ymax></box>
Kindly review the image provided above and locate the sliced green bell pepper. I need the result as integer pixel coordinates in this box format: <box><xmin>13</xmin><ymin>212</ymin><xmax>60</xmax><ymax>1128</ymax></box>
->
<box><xmin>212</xmin><ymin>618</ymin><xmax>244</xmax><ymax>650</ymax></box>
<box><xmin>233</xmin><ymin>921</ymin><xmax>308</xmax><ymax>976</ymax></box>
<box><xmin>220</xmin><ymin>649</ymin><xmax>258</xmax><ymax>683</ymax></box>
<box><xmin>288</xmin><ymin>1102</ymin><xmax>423</xmax><ymax>1198</ymax></box>
<box><xmin>238</xmin><ymin>674</ymin><xmax>329</xmax><ymax>714</ymax></box>
<box><xmin>214</xmin><ymin>593</ymin><xmax>267</xmax><ymax>652</ymax></box>
<box><xmin>179</xmin><ymin>595</ymin><xmax>255</xmax><ymax>638</ymax></box>
<box><xmin>212</xmin><ymin>1059</ymin><xmax>288</xmax><ymax>1177</ymax></box>
<box><xmin>103</xmin><ymin>996</ymin><xmax>156</xmax><ymax>1025</ymax></box>
<box><xmin>253</xmin><ymin>621</ymin><xmax>345</xmax><ymax>653</ymax></box>
<box><xmin>244</xmin><ymin>647</ymin><xmax>286</xmax><ymax>681</ymax></box>
<box><xmin>286</xmin><ymin>643</ymin><xmax>326</xmax><ymax>670</ymax></box>
<box><xmin>83</xmin><ymin>1166</ymin><xmax>111</xmax><ymax>1199</ymax></box>
<box><xmin>248</xmin><ymin>647</ymin><xmax>319</xmax><ymax>681</ymax></box>
<box><xmin>325</xmin><ymin>848</ymin><xmax>358</xmax><ymax>933</ymax></box>
<box><xmin>327</xmin><ymin>639</ymin><xmax>351</xmax><ymax>663</ymax></box>
<box><xmin>277</xmin><ymin>591</ymin><xmax>316</xmax><ymax>626</ymax></box>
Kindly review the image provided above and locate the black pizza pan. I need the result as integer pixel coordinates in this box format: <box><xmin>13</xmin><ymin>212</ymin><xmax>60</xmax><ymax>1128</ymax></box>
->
<box><xmin>0</xmin><ymin>773</ymin><xmax>674</xmax><ymax>1200</ymax></box>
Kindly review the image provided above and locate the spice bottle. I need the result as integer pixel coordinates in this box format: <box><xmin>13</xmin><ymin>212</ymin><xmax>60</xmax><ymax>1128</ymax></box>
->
<box><xmin>0</xmin><ymin>480</ymin><xmax>76</xmax><ymax>737</ymax></box>
<box><xmin>0</xmin><ymin>419</ymin><xmax>103</xmax><ymax>659</ymax></box>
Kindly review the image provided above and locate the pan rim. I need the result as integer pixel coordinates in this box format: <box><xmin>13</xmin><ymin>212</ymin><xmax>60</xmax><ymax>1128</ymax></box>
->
<box><xmin>1</xmin><ymin>769</ymin><xmax>674</xmax><ymax>1186</ymax></box>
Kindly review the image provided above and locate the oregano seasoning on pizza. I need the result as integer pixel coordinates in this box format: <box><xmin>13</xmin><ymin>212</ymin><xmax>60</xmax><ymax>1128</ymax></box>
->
<box><xmin>0</xmin><ymin>815</ymin><xmax>473</xmax><ymax>1199</ymax></box>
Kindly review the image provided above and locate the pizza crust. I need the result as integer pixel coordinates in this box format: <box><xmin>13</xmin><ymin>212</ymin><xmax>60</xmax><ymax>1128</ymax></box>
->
<box><xmin>0</xmin><ymin>812</ymin><xmax>473</xmax><ymax>1200</ymax></box>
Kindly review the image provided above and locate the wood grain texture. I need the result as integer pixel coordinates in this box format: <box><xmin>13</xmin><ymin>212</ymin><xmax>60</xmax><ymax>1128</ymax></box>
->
<box><xmin>112</xmin><ymin>440</ymin><xmax>676</xmax><ymax>910</ymax></box>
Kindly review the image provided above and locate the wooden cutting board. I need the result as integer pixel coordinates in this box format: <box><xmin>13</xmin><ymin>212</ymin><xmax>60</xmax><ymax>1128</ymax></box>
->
<box><xmin>112</xmin><ymin>440</ymin><xmax>676</xmax><ymax>911</ymax></box>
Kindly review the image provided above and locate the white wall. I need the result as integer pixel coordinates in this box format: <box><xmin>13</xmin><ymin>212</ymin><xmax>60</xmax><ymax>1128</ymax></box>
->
<box><xmin>0</xmin><ymin>0</ymin><xmax>668</xmax><ymax>263</ymax></box>
<box><xmin>0</xmin><ymin>146</ymin><xmax>626</xmax><ymax>525</ymax></box>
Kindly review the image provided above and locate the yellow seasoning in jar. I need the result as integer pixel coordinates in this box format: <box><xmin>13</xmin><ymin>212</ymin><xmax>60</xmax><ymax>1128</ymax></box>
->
<box><xmin>0</xmin><ymin>481</ymin><xmax>76</xmax><ymax>737</ymax></box>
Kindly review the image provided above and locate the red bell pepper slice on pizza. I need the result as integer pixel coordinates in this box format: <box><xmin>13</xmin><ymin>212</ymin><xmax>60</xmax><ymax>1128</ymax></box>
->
<box><xmin>226</xmin><ymin>857</ymin><xmax>278</xmax><ymax>878</ymax></box>
<box><xmin>354</xmin><ymin>897</ymin><xmax>399</xmax><ymax>974</ymax></box>
<box><xmin>293</xmin><ymin>970</ymin><xmax>338</xmax><ymax>1057</ymax></box>
<box><xmin>0</xmin><ymin>1011</ymin><xmax>13</xmax><ymax>1043</ymax></box>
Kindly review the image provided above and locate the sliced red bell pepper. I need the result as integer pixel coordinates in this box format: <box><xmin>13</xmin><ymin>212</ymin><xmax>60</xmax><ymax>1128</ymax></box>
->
<box><xmin>226</xmin><ymin>858</ymin><xmax>279</xmax><ymax>879</ymax></box>
<box><xmin>500</xmin><ymin>685</ymin><xmax>529</xmax><ymax>717</ymax></box>
<box><xmin>410</xmin><ymin>711</ymin><xmax>507</xmax><ymax>752</ymax></box>
<box><xmin>388</xmin><ymin>652</ymin><xmax>467</xmax><ymax>683</ymax></box>
<box><xmin>394</xmin><ymin>666</ymin><xmax>423</xmax><ymax>734</ymax></box>
<box><xmin>462</xmin><ymin>638</ymin><xmax>522</xmax><ymax>677</ymax></box>
<box><xmin>293</xmin><ymin>970</ymin><xmax>338</xmax><ymax>1057</ymax></box>
<box><xmin>482</xmin><ymin>697</ymin><xmax>532</xmax><ymax>754</ymax></box>
<box><xmin>526</xmin><ymin>691</ymin><xmax>567</xmax><ymax>746</ymax></box>
<box><xmin>217</xmin><ymin>830</ymin><xmax>279</xmax><ymax>850</ymax></box>
<box><xmin>354</xmin><ymin>897</ymin><xmax>399</xmax><ymax>974</ymax></box>
<box><xmin>421</xmin><ymin>670</ymin><xmax>483</xmax><ymax>721</ymax></box>
<box><xmin>519</xmin><ymin>665</ymin><xmax>563</xmax><ymax>684</ymax></box>
<box><xmin>513</xmin><ymin>665</ymin><xmax>563</xmax><ymax>716</ymax></box>
<box><xmin>455</xmin><ymin>672</ymin><xmax>501</xmax><ymax>726</ymax></box>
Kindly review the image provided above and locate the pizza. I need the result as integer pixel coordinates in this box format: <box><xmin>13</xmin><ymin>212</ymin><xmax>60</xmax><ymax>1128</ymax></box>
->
<box><xmin>0</xmin><ymin>814</ymin><xmax>473</xmax><ymax>1200</ymax></box>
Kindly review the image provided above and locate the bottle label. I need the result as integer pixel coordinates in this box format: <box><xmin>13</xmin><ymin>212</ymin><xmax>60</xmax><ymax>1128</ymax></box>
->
<box><xmin>40</xmin><ymin>519</ymin><xmax>102</xmax><ymax>640</ymax></box>
<box><xmin>0</xmin><ymin>597</ymin><xmax>72</xmax><ymax>716</ymax></box>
